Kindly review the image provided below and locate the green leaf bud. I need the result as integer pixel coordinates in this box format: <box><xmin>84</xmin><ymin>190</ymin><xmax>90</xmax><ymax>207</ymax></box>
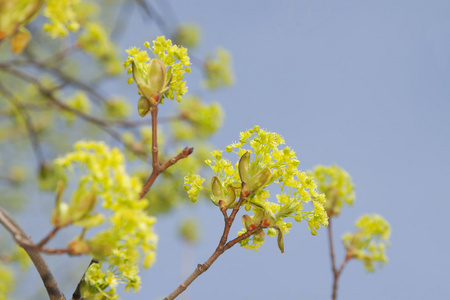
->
<box><xmin>273</xmin><ymin>225</ymin><xmax>285</xmax><ymax>253</ymax></box>
<box><xmin>68</xmin><ymin>190</ymin><xmax>97</xmax><ymax>222</ymax></box>
<box><xmin>211</xmin><ymin>176</ymin><xmax>224</xmax><ymax>206</ymax></box>
<box><xmin>242</xmin><ymin>214</ymin><xmax>254</xmax><ymax>230</ymax></box>
<box><xmin>74</xmin><ymin>213</ymin><xmax>105</xmax><ymax>228</ymax></box>
<box><xmin>247</xmin><ymin>167</ymin><xmax>272</xmax><ymax>193</ymax></box>
<box><xmin>131</xmin><ymin>61</ymin><xmax>152</xmax><ymax>98</ymax></box>
<box><xmin>138</xmin><ymin>96</ymin><xmax>151</xmax><ymax>117</ymax></box>
<box><xmin>148</xmin><ymin>58</ymin><xmax>166</xmax><ymax>95</ymax></box>
<box><xmin>10</xmin><ymin>27</ymin><xmax>30</xmax><ymax>54</ymax></box>
<box><xmin>51</xmin><ymin>201</ymin><xmax>71</xmax><ymax>227</ymax></box>
<box><xmin>50</xmin><ymin>181</ymin><xmax>72</xmax><ymax>226</ymax></box>
<box><xmin>238</xmin><ymin>151</ymin><xmax>250</xmax><ymax>183</ymax></box>
<box><xmin>68</xmin><ymin>236</ymin><xmax>90</xmax><ymax>255</ymax></box>
<box><xmin>241</xmin><ymin>182</ymin><xmax>250</xmax><ymax>198</ymax></box>
<box><xmin>218</xmin><ymin>200</ymin><xmax>226</xmax><ymax>210</ymax></box>
<box><xmin>223</xmin><ymin>186</ymin><xmax>236</xmax><ymax>208</ymax></box>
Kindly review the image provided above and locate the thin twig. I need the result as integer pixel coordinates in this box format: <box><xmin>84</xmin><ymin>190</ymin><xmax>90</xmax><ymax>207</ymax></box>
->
<box><xmin>0</xmin><ymin>81</ymin><xmax>46</xmax><ymax>169</ymax></box>
<box><xmin>138</xmin><ymin>105</ymin><xmax>193</xmax><ymax>199</ymax></box>
<box><xmin>71</xmin><ymin>260</ymin><xmax>98</xmax><ymax>300</ymax></box>
<box><xmin>164</xmin><ymin>184</ymin><xmax>258</xmax><ymax>300</ymax></box>
<box><xmin>328</xmin><ymin>217</ymin><xmax>353</xmax><ymax>300</ymax></box>
<box><xmin>37</xmin><ymin>227</ymin><xmax>61</xmax><ymax>248</ymax></box>
<box><xmin>0</xmin><ymin>64</ymin><xmax>149</xmax><ymax>159</ymax></box>
<box><xmin>0</xmin><ymin>206</ymin><xmax>66</xmax><ymax>300</ymax></box>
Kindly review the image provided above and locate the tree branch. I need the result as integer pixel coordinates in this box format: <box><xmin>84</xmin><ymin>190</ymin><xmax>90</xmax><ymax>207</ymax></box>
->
<box><xmin>138</xmin><ymin>105</ymin><xmax>193</xmax><ymax>199</ymax></box>
<box><xmin>164</xmin><ymin>185</ymin><xmax>256</xmax><ymax>300</ymax></box>
<box><xmin>0</xmin><ymin>64</ymin><xmax>149</xmax><ymax>160</ymax></box>
<box><xmin>0</xmin><ymin>206</ymin><xmax>66</xmax><ymax>300</ymax></box>
<box><xmin>0</xmin><ymin>81</ymin><xmax>46</xmax><ymax>169</ymax></box>
<box><xmin>328</xmin><ymin>217</ymin><xmax>353</xmax><ymax>300</ymax></box>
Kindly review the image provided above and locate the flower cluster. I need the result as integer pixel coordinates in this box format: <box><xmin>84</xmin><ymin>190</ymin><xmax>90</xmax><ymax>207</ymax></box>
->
<box><xmin>310</xmin><ymin>165</ymin><xmax>355</xmax><ymax>217</ymax></box>
<box><xmin>342</xmin><ymin>214</ymin><xmax>391</xmax><ymax>272</ymax></box>
<box><xmin>54</xmin><ymin>141</ymin><xmax>157</xmax><ymax>297</ymax></box>
<box><xmin>62</xmin><ymin>91</ymin><xmax>91</xmax><ymax>125</ymax></box>
<box><xmin>103</xmin><ymin>97</ymin><xmax>131</xmax><ymax>119</ymax></box>
<box><xmin>203</xmin><ymin>48</ymin><xmax>235</xmax><ymax>89</ymax></box>
<box><xmin>172</xmin><ymin>95</ymin><xmax>224</xmax><ymax>140</ymax></box>
<box><xmin>0</xmin><ymin>0</ymin><xmax>43</xmax><ymax>53</ymax></box>
<box><xmin>124</xmin><ymin>36</ymin><xmax>191</xmax><ymax>108</ymax></box>
<box><xmin>43</xmin><ymin>0</ymin><xmax>81</xmax><ymax>38</ymax></box>
<box><xmin>78</xmin><ymin>22</ymin><xmax>122</xmax><ymax>75</ymax></box>
<box><xmin>184</xmin><ymin>126</ymin><xmax>328</xmax><ymax>252</ymax></box>
<box><xmin>0</xmin><ymin>247</ymin><xmax>29</xmax><ymax>300</ymax></box>
<box><xmin>173</xmin><ymin>23</ymin><xmax>202</xmax><ymax>49</ymax></box>
<box><xmin>0</xmin><ymin>263</ymin><xmax>13</xmax><ymax>300</ymax></box>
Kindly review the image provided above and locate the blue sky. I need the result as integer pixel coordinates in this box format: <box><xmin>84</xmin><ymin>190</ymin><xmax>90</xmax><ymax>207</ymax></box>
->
<box><xmin>129</xmin><ymin>1</ymin><xmax>449</xmax><ymax>299</ymax></box>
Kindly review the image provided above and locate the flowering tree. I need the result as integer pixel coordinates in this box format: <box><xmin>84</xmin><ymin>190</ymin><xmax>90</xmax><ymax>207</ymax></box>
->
<box><xmin>0</xmin><ymin>1</ymin><xmax>390</xmax><ymax>300</ymax></box>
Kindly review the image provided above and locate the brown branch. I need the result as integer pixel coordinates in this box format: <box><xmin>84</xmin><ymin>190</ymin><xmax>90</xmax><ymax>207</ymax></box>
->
<box><xmin>0</xmin><ymin>206</ymin><xmax>66</xmax><ymax>300</ymax></box>
<box><xmin>11</xmin><ymin>44</ymin><xmax>110</xmax><ymax>106</ymax></box>
<box><xmin>37</xmin><ymin>226</ymin><xmax>61</xmax><ymax>248</ymax></box>
<box><xmin>71</xmin><ymin>259</ymin><xmax>98</xmax><ymax>300</ymax></box>
<box><xmin>138</xmin><ymin>105</ymin><xmax>193</xmax><ymax>199</ymax></box>
<box><xmin>328</xmin><ymin>217</ymin><xmax>354</xmax><ymax>300</ymax></box>
<box><xmin>164</xmin><ymin>185</ymin><xmax>254</xmax><ymax>300</ymax></box>
<box><xmin>37</xmin><ymin>247</ymin><xmax>72</xmax><ymax>255</ymax></box>
<box><xmin>0</xmin><ymin>64</ymin><xmax>149</xmax><ymax>159</ymax></box>
<box><xmin>0</xmin><ymin>81</ymin><xmax>46</xmax><ymax>168</ymax></box>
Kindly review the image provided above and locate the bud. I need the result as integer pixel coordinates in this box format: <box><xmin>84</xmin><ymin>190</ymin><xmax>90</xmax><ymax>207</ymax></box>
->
<box><xmin>223</xmin><ymin>186</ymin><xmax>236</xmax><ymax>208</ymax></box>
<box><xmin>138</xmin><ymin>96</ymin><xmax>151</xmax><ymax>117</ymax></box>
<box><xmin>241</xmin><ymin>182</ymin><xmax>250</xmax><ymax>198</ymax></box>
<box><xmin>74</xmin><ymin>213</ymin><xmax>105</xmax><ymax>228</ymax></box>
<box><xmin>211</xmin><ymin>176</ymin><xmax>224</xmax><ymax>206</ymax></box>
<box><xmin>148</xmin><ymin>58</ymin><xmax>166</xmax><ymax>94</ymax></box>
<box><xmin>68</xmin><ymin>189</ymin><xmax>97</xmax><ymax>222</ymax></box>
<box><xmin>51</xmin><ymin>201</ymin><xmax>71</xmax><ymax>227</ymax></box>
<box><xmin>67</xmin><ymin>236</ymin><xmax>90</xmax><ymax>255</ymax></box>
<box><xmin>131</xmin><ymin>59</ymin><xmax>172</xmax><ymax>112</ymax></box>
<box><xmin>273</xmin><ymin>225</ymin><xmax>285</xmax><ymax>253</ymax></box>
<box><xmin>51</xmin><ymin>182</ymin><xmax>72</xmax><ymax>227</ymax></box>
<box><xmin>238</xmin><ymin>151</ymin><xmax>250</xmax><ymax>183</ymax></box>
<box><xmin>242</xmin><ymin>214</ymin><xmax>253</xmax><ymax>230</ymax></box>
<box><xmin>247</xmin><ymin>167</ymin><xmax>272</xmax><ymax>193</ymax></box>
<box><xmin>10</xmin><ymin>27</ymin><xmax>30</xmax><ymax>54</ymax></box>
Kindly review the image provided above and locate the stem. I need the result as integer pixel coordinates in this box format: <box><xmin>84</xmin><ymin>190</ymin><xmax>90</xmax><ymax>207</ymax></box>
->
<box><xmin>71</xmin><ymin>259</ymin><xmax>97</xmax><ymax>300</ymax></box>
<box><xmin>164</xmin><ymin>185</ymin><xmax>256</xmax><ymax>300</ymax></box>
<box><xmin>0</xmin><ymin>64</ymin><xmax>151</xmax><ymax>159</ymax></box>
<box><xmin>37</xmin><ymin>227</ymin><xmax>61</xmax><ymax>248</ymax></box>
<box><xmin>0</xmin><ymin>206</ymin><xmax>66</xmax><ymax>300</ymax></box>
<box><xmin>0</xmin><ymin>82</ymin><xmax>46</xmax><ymax>169</ymax></box>
<box><xmin>139</xmin><ymin>106</ymin><xmax>194</xmax><ymax>199</ymax></box>
<box><xmin>328</xmin><ymin>217</ymin><xmax>353</xmax><ymax>300</ymax></box>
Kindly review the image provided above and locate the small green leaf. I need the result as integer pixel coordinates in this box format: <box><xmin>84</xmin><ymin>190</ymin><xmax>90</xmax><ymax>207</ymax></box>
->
<box><xmin>138</xmin><ymin>96</ymin><xmax>151</xmax><ymax>117</ymax></box>
<box><xmin>10</xmin><ymin>27</ymin><xmax>30</xmax><ymax>54</ymax></box>
<box><xmin>248</xmin><ymin>167</ymin><xmax>272</xmax><ymax>193</ymax></box>
<box><xmin>238</xmin><ymin>152</ymin><xmax>250</xmax><ymax>183</ymax></box>
<box><xmin>148</xmin><ymin>58</ymin><xmax>166</xmax><ymax>92</ymax></box>
<box><xmin>223</xmin><ymin>186</ymin><xmax>236</xmax><ymax>207</ymax></box>
<box><xmin>74</xmin><ymin>213</ymin><xmax>105</xmax><ymax>228</ymax></box>
<box><xmin>51</xmin><ymin>202</ymin><xmax>71</xmax><ymax>227</ymax></box>
<box><xmin>67</xmin><ymin>236</ymin><xmax>90</xmax><ymax>255</ymax></box>
<box><xmin>242</xmin><ymin>214</ymin><xmax>254</xmax><ymax>230</ymax></box>
<box><xmin>273</xmin><ymin>225</ymin><xmax>285</xmax><ymax>253</ymax></box>
<box><xmin>131</xmin><ymin>61</ymin><xmax>151</xmax><ymax>98</ymax></box>
<box><xmin>68</xmin><ymin>190</ymin><xmax>97</xmax><ymax>222</ymax></box>
<box><xmin>211</xmin><ymin>176</ymin><xmax>223</xmax><ymax>205</ymax></box>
